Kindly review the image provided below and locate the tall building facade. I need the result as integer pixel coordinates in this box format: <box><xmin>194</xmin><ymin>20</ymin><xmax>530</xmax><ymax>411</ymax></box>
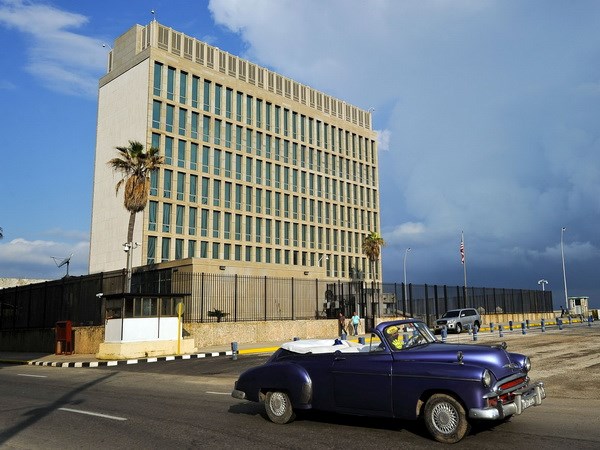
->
<box><xmin>89</xmin><ymin>21</ymin><xmax>381</xmax><ymax>281</ymax></box>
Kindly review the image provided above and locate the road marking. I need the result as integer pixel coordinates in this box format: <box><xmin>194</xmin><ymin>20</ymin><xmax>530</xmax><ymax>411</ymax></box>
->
<box><xmin>206</xmin><ymin>391</ymin><xmax>231</xmax><ymax>395</ymax></box>
<box><xmin>59</xmin><ymin>407</ymin><xmax>127</xmax><ymax>421</ymax></box>
<box><xmin>17</xmin><ymin>373</ymin><xmax>47</xmax><ymax>378</ymax></box>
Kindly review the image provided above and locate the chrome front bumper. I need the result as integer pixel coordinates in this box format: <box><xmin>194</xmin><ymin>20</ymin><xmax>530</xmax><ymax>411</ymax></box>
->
<box><xmin>469</xmin><ymin>381</ymin><xmax>546</xmax><ymax>420</ymax></box>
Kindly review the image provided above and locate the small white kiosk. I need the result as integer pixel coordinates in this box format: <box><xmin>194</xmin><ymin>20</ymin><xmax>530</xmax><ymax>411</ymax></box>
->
<box><xmin>98</xmin><ymin>293</ymin><xmax>196</xmax><ymax>359</ymax></box>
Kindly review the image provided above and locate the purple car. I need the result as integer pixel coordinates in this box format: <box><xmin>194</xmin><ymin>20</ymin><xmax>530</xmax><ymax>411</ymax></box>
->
<box><xmin>231</xmin><ymin>319</ymin><xmax>545</xmax><ymax>443</ymax></box>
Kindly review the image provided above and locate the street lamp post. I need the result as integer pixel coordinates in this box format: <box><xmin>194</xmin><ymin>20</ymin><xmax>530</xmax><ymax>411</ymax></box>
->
<box><xmin>560</xmin><ymin>227</ymin><xmax>569</xmax><ymax>311</ymax></box>
<box><xmin>537</xmin><ymin>279</ymin><xmax>548</xmax><ymax>291</ymax></box>
<box><xmin>403</xmin><ymin>247</ymin><xmax>411</xmax><ymax>303</ymax></box>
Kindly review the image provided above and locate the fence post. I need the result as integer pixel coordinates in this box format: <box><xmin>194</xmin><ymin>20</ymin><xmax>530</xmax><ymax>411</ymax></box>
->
<box><xmin>509</xmin><ymin>320</ymin><xmax>513</xmax><ymax>331</ymax></box>
<box><xmin>521</xmin><ymin>321</ymin><xmax>526</xmax><ymax>335</ymax></box>
<box><xmin>441</xmin><ymin>326</ymin><xmax>447</xmax><ymax>343</ymax></box>
<box><xmin>541</xmin><ymin>318</ymin><xmax>545</xmax><ymax>332</ymax></box>
<box><xmin>490</xmin><ymin>322</ymin><xmax>494</xmax><ymax>333</ymax></box>
<box><xmin>473</xmin><ymin>325</ymin><xmax>478</xmax><ymax>341</ymax></box>
<box><xmin>498</xmin><ymin>324</ymin><xmax>503</xmax><ymax>338</ymax></box>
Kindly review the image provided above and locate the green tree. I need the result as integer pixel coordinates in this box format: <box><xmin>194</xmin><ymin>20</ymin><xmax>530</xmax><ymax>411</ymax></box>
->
<box><xmin>108</xmin><ymin>141</ymin><xmax>162</xmax><ymax>290</ymax></box>
<box><xmin>362</xmin><ymin>231</ymin><xmax>385</xmax><ymax>281</ymax></box>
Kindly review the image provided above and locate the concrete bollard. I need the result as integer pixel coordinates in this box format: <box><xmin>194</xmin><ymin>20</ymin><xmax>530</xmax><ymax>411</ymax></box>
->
<box><xmin>498</xmin><ymin>324</ymin><xmax>504</xmax><ymax>338</ymax></box>
<box><xmin>490</xmin><ymin>322</ymin><xmax>494</xmax><ymax>333</ymax></box>
<box><xmin>467</xmin><ymin>324</ymin><xmax>472</xmax><ymax>335</ymax></box>
<box><xmin>441</xmin><ymin>326</ymin><xmax>448</xmax><ymax>343</ymax></box>
<box><xmin>341</xmin><ymin>332</ymin><xmax>347</xmax><ymax>340</ymax></box>
<box><xmin>473</xmin><ymin>325</ymin><xmax>478</xmax><ymax>341</ymax></box>
<box><xmin>231</xmin><ymin>341</ymin><xmax>239</xmax><ymax>361</ymax></box>
<box><xmin>358</xmin><ymin>336</ymin><xmax>365</xmax><ymax>345</ymax></box>
<box><xmin>541</xmin><ymin>318</ymin><xmax>545</xmax><ymax>332</ymax></box>
<box><xmin>589</xmin><ymin>315</ymin><xmax>593</xmax><ymax>327</ymax></box>
<box><xmin>526</xmin><ymin>319</ymin><xmax>530</xmax><ymax>329</ymax></box>
<box><xmin>509</xmin><ymin>320</ymin><xmax>513</xmax><ymax>332</ymax></box>
<box><xmin>568</xmin><ymin>316</ymin><xmax>572</xmax><ymax>325</ymax></box>
<box><xmin>558</xmin><ymin>317</ymin><xmax>563</xmax><ymax>330</ymax></box>
<box><xmin>521</xmin><ymin>321</ymin><xmax>526</xmax><ymax>335</ymax></box>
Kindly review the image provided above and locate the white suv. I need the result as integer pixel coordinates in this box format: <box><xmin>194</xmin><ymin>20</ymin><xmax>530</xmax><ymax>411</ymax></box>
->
<box><xmin>435</xmin><ymin>308</ymin><xmax>481</xmax><ymax>334</ymax></box>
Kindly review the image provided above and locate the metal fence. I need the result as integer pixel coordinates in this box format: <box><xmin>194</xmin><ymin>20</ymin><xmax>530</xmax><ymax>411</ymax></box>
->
<box><xmin>0</xmin><ymin>267</ymin><xmax>553</xmax><ymax>330</ymax></box>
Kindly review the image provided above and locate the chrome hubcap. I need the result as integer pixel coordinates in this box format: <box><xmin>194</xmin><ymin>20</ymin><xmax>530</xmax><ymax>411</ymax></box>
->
<box><xmin>431</xmin><ymin>402</ymin><xmax>459</xmax><ymax>434</ymax></box>
<box><xmin>269</xmin><ymin>392</ymin><xmax>287</xmax><ymax>416</ymax></box>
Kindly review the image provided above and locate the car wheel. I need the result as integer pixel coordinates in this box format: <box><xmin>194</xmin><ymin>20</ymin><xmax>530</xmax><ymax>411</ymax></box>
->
<box><xmin>423</xmin><ymin>393</ymin><xmax>470</xmax><ymax>444</ymax></box>
<box><xmin>265</xmin><ymin>391</ymin><xmax>296</xmax><ymax>424</ymax></box>
<box><xmin>455</xmin><ymin>323</ymin><xmax>462</xmax><ymax>334</ymax></box>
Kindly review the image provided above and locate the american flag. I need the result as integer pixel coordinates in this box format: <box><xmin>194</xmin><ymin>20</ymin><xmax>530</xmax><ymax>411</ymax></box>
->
<box><xmin>460</xmin><ymin>237</ymin><xmax>465</xmax><ymax>264</ymax></box>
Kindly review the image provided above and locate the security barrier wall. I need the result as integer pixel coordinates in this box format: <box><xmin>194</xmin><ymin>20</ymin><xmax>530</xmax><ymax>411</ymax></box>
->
<box><xmin>0</xmin><ymin>268</ymin><xmax>553</xmax><ymax>330</ymax></box>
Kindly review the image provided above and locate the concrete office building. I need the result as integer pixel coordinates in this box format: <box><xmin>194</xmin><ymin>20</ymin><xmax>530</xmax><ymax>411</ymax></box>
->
<box><xmin>89</xmin><ymin>21</ymin><xmax>381</xmax><ymax>281</ymax></box>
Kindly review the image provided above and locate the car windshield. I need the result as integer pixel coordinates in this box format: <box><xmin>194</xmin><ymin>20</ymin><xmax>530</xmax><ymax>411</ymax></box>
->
<box><xmin>442</xmin><ymin>310</ymin><xmax>460</xmax><ymax>318</ymax></box>
<box><xmin>383</xmin><ymin>321</ymin><xmax>437</xmax><ymax>350</ymax></box>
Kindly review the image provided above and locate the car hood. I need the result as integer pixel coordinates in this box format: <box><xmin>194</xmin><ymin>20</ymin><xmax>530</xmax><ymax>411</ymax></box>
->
<box><xmin>400</xmin><ymin>342</ymin><xmax>525</xmax><ymax>379</ymax></box>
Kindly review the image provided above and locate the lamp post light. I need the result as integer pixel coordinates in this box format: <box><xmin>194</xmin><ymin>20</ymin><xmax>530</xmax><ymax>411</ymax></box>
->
<box><xmin>537</xmin><ymin>279</ymin><xmax>548</xmax><ymax>291</ymax></box>
<box><xmin>560</xmin><ymin>227</ymin><xmax>568</xmax><ymax>311</ymax></box>
<box><xmin>123</xmin><ymin>242</ymin><xmax>139</xmax><ymax>293</ymax></box>
<box><xmin>403</xmin><ymin>247</ymin><xmax>411</xmax><ymax>302</ymax></box>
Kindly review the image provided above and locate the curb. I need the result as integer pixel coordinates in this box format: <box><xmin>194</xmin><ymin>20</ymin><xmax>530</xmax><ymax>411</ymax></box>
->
<box><xmin>25</xmin><ymin>350</ymin><xmax>234</xmax><ymax>368</ymax></box>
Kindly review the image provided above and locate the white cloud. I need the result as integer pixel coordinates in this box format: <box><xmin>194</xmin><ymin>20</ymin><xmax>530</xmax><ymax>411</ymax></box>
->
<box><xmin>0</xmin><ymin>0</ymin><xmax>106</xmax><ymax>97</ymax></box>
<box><xmin>0</xmin><ymin>235</ymin><xmax>89</xmax><ymax>279</ymax></box>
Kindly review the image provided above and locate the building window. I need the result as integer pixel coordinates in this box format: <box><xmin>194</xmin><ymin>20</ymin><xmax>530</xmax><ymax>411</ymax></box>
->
<box><xmin>163</xmin><ymin>169</ymin><xmax>172</xmax><ymax>198</ymax></box>
<box><xmin>189</xmin><ymin>175</ymin><xmax>197</xmax><ymax>202</ymax></box>
<box><xmin>213</xmin><ymin>210</ymin><xmax>220</xmax><ymax>238</ymax></box>
<box><xmin>166</xmin><ymin>104</ymin><xmax>174</xmax><ymax>132</ymax></box>
<box><xmin>148</xmin><ymin>201</ymin><xmax>158</xmax><ymax>231</ymax></box>
<box><xmin>192</xmin><ymin>75</ymin><xmax>199</xmax><ymax>108</ymax></box>
<box><xmin>175</xmin><ymin>238</ymin><xmax>184</xmax><ymax>259</ymax></box>
<box><xmin>179</xmin><ymin>71</ymin><xmax>187</xmax><ymax>104</ymax></box>
<box><xmin>153</xmin><ymin>62</ymin><xmax>162</xmax><ymax>96</ymax></box>
<box><xmin>162</xmin><ymin>203</ymin><xmax>172</xmax><ymax>233</ymax></box>
<box><xmin>176</xmin><ymin>205</ymin><xmax>184</xmax><ymax>234</ymax></box>
<box><xmin>188</xmin><ymin>240</ymin><xmax>196</xmax><ymax>258</ymax></box>
<box><xmin>189</xmin><ymin>206</ymin><xmax>197</xmax><ymax>235</ymax></box>
<box><xmin>203</xmin><ymin>79</ymin><xmax>211</xmax><ymax>112</ymax></box>
<box><xmin>190</xmin><ymin>143</ymin><xmax>198</xmax><ymax>171</ymax></box>
<box><xmin>177</xmin><ymin>141</ymin><xmax>186</xmax><ymax>168</ymax></box>
<box><xmin>176</xmin><ymin>172</ymin><xmax>185</xmax><ymax>201</ymax></box>
<box><xmin>200</xmin><ymin>241</ymin><xmax>208</xmax><ymax>258</ymax></box>
<box><xmin>161</xmin><ymin>237</ymin><xmax>171</xmax><ymax>262</ymax></box>
<box><xmin>214</xmin><ymin>84</ymin><xmax>222</xmax><ymax>115</ymax></box>
<box><xmin>152</xmin><ymin>100</ymin><xmax>161</xmax><ymax>129</ymax></box>
<box><xmin>166</xmin><ymin>67</ymin><xmax>175</xmax><ymax>100</ymax></box>
<box><xmin>201</xmin><ymin>209</ymin><xmax>209</xmax><ymax>237</ymax></box>
<box><xmin>147</xmin><ymin>236</ymin><xmax>157</xmax><ymax>264</ymax></box>
<box><xmin>212</xmin><ymin>242</ymin><xmax>220</xmax><ymax>259</ymax></box>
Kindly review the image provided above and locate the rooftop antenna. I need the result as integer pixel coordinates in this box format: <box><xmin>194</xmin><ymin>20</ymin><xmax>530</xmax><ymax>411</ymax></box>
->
<box><xmin>151</xmin><ymin>9</ymin><xmax>156</xmax><ymax>22</ymax></box>
<box><xmin>52</xmin><ymin>254</ymin><xmax>73</xmax><ymax>278</ymax></box>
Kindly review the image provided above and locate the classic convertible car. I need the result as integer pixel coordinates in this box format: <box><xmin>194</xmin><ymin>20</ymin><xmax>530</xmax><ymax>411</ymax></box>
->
<box><xmin>232</xmin><ymin>319</ymin><xmax>545</xmax><ymax>443</ymax></box>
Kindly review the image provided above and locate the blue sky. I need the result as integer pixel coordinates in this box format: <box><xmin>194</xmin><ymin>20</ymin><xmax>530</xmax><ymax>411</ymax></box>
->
<box><xmin>0</xmin><ymin>0</ymin><xmax>598</xmax><ymax>309</ymax></box>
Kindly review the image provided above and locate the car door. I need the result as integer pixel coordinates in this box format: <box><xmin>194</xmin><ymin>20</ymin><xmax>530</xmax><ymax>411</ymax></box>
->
<box><xmin>330</xmin><ymin>347</ymin><xmax>394</xmax><ymax>416</ymax></box>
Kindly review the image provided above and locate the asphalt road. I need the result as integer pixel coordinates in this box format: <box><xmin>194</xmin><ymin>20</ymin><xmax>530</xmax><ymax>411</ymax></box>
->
<box><xmin>1</xmin><ymin>325</ymin><xmax>599</xmax><ymax>449</ymax></box>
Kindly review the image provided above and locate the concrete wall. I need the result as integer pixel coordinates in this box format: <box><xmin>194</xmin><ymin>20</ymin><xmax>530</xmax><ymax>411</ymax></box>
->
<box><xmin>1</xmin><ymin>312</ymin><xmax>559</xmax><ymax>354</ymax></box>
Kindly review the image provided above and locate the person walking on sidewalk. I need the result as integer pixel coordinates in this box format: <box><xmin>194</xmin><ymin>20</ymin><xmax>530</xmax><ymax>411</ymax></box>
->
<box><xmin>338</xmin><ymin>312</ymin><xmax>347</xmax><ymax>336</ymax></box>
<box><xmin>351</xmin><ymin>311</ymin><xmax>360</xmax><ymax>336</ymax></box>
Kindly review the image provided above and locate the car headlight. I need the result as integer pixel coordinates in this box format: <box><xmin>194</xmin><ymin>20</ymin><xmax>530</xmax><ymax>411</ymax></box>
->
<box><xmin>482</xmin><ymin>369</ymin><xmax>492</xmax><ymax>388</ymax></box>
<box><xmin>523</xmin><ymin>357</ymin><xmax>531</xmax><ymax>372</ymax></box>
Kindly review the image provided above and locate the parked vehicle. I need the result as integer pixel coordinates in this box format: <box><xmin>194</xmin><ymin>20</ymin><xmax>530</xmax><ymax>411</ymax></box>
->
<box><xmin>435</xmin><ymin>308</ymin><xmax>481</xmax><ymax>333</ymax></box>
<box><xmin>231</xmin><ymin>319</ymin><xmax>545</xmax><ymax>443</ymax></box>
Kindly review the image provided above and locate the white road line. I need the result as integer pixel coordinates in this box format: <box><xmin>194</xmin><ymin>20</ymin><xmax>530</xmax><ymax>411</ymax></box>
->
<box><xmin>206</xmin><ymin>391</ymin><xmax>231</xmax><ymax>395</ymax></box>
<box><xmin>17</xmin><ymin>374</ymin><xmax>47</xmax><ymax>378</ymax></box>
<box><xmin>59</xmin><ymin>407</ymin><xmax>127</xmax><ymax>421</ymax></box>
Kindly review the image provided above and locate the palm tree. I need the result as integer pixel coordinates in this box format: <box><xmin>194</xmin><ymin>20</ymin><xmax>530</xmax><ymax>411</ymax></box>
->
<box><xmin>362</xmin><ymin>231</ymin><xmax>385</xmax><ymax>281</ymax></box>
<box><xmin>108</xmin><ymin>140</ymin><xmax>162</xmax><ymax>291</ymax></box>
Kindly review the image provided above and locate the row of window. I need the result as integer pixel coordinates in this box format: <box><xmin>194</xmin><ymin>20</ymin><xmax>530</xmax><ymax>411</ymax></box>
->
<box><xmin>147</xmin><ymin>201</ymin><xmax>376</xmax><ymax>253</ymax></box>
<box><xmin>150</xmin><ymin>107</ymin><xmax>377</xmax><ymax>186</ymax></box>
<box><xmin>150</xmin><ymin>136</ymin><xmax>378</xmax><ymax>209</ymax></box>
<box><xmin>146</xmin><ymin>236</ymin><xmax>375</xmax><ymax>279</ymax></box>
<box><xmin>151</xmin><ymin>169</ymin><xmax>377</xmax><ymax>213</ymax></box>
<box><xmin>152</xmin><ymin>61</ymin><xmax>376</xmax><ymax>164</ymax></box>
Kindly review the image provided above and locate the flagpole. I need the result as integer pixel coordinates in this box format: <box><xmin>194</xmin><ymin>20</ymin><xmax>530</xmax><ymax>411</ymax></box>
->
<box><xmin>461</xmin><ymin>231</ymin><xmax>468</xmax><ymax>306</ymax></box>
